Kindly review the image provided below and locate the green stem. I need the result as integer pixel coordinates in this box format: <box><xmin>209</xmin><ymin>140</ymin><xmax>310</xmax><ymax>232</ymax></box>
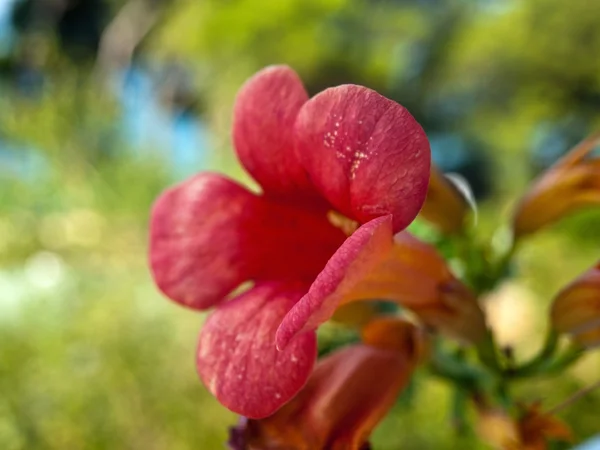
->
<box><xmin>495</xmin><ymin>380</ymin><xmax>512</xmax><ymax>410</ymax></box>
<box><xmin>497</xmin><ymin>239</ymin><xmax>517</xmax><ymax>273</ymax></box>
<box><xmin>509</xmin><ymin>342</ymin><xmax>585</xmax><ymax>379</ymax></box>
<box><xmin>543</xmin><ymin>344</ymin><xmax>586</xmax><ymax>375</ymax></box>
<box><xmin>451</xmin><ymin>386</ymin><xmax>469</xmax><ymax>435</ymax></box>
<box><xmin>506</xmin><ymin>330</ymin><xmax>559</xmax><ymax>378</ymax></box>
<box><xmin>429</xmin><ymin>347</ymin><xmax>494</xmax><ymax>391</ymax></box>
<box><xmin>476</xmin><ymin>330</ymin><xmax>502</xmax><ymax>374</ymax></box>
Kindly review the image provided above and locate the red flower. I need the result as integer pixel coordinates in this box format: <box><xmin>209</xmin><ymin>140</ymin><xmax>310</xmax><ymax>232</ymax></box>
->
<box><xmin>229</xmin><ymin>318</ymin><xmax>423</xmax><ymax>450</ymax></box>
<box><xmin>149</xmin><ymin>65</ymin><xmax>430</xmax><ymax>418</ymax></box>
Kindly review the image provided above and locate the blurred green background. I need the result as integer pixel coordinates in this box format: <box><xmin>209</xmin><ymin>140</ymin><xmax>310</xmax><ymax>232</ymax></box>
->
<box><xmin>1</xmin><ymin>0</ymin><xmax>599</xmax><ymax>449</ymax></box>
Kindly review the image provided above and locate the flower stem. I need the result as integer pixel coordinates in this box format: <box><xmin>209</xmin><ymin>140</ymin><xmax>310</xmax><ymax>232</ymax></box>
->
<box><xmin>429</xmin><ymin>345</ymin><xmax>494</xmax><ymax>391</ymax></box>
<box><xmin>505</xmin><ymin>330</ymin><xmax>559</xmax><ymax>378</ymax></box>
<box><xmin>476</xmin><ymin>330</ymin><xmax>502</xmax><ymax>374</ymax></box>
<box><xmin>450</xmin><ymin>386</ymin><xmax>469</xmax><ymax>435</ymax></box>
<box><xmin>543</xmin><ymin>343</ymin><xmax>586</xmax><ymax>375</ymax></box>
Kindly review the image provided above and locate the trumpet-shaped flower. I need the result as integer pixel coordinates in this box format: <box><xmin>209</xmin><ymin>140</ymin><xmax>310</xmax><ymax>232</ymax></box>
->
<box><xmin>149</xmin><ymin>65</ymin><xmax>434</xmax><ymax>418</ymax></box>
<box><xmin>277</xmin><ymin>230</ymin><xmax>487</xmax><ymax>349</ymax></box>
<box><xmin>228</xmin><ymin>318</ymin><xmax>422</xmax><ymax>450</ymax></box>
<box><xmin>551</xmin><ymin>262</ymin><xmax>600</xmax><ymax>349</ymax></box>
<box><xmin>513</xmin><ymin>133</ymin><xmax>600</xmax><ymax>238</ymax></box>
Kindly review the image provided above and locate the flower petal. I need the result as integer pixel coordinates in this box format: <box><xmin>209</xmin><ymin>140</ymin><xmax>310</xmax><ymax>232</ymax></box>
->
<box><xmin>241</xmin><ymin>343</ymin><xmax>415</xmax><ymax>450</ymax></box>
<box><xmin>513</xmin><ymin>163</ymin><xmax>600</xmax><ymax>238</ymax></box>
<box><xmin>555</xmin><ymin>132</ymin><xmax>600</xmax><ymax>169</ymax></box>
<box><xmin>149</xmin><ymin>173</ymin><xmax>344</xmax><ymax>310</ymax></box>
<box><xmin>233</xmin><ymin>65</ymin><xmax>318</xmax><ymax>200</ymax></box>
<box><xmin>197</xmin><ymin>283</ymin><xmax>317</xmax><ymax>419</ymax></box>
<box><xmin>149</xmin><ymin>173</ymin><xmax>258</xmax><ymax>309</ymax></box>
<box><xmin>295</xmin><ymin>84</ymin><xmax>430</xmax><ymax>232</ymax></box>
<box><xmin>518</xmin><ymin>402</ymin><xmax>573</xmax><ymax>448</ymax></box>
<box><xmin>571</xmin><ymin>327</ymin><xmax>600</xmax><ymax>349</ymax></box>
<box><xmin>551</xmin><ymin>262</ymin><xmax>600</xmax><ymax>348</ymax></box>
<box><xmin>361</xmin><ymin>317</ymin><xmax>430</xmax><ymax>364</ymax></box>
<box><xmin>276</xmin><ymin>216</ymin><xmax>394</xmax><ymax>350</ymax></box>
<box><xmin>419</xmin><ymin>165</ymin><xmax>470</xmax><ymax>234</ymax></box>
<box><xmin>277</xmin><ymin>219</ymin><xmax>485</xmax><ymax>349</ymax></box>
<box><xmin>476</xmin><ymin>408</ymin><xmax>522</xmax><ymax>449</ymax></box>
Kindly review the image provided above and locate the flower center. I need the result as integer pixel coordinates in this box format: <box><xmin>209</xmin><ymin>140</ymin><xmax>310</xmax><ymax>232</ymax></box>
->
<box><xmin>327</xmin><ymin>210</ymin><xmax>359</xmax><ymax>236</ymax></box>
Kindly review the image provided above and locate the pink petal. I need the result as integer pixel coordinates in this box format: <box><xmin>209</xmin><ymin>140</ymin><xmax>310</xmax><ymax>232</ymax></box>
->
<box><xmin>149</xmin><ymin>173</ymin><xmax>261</xmax><ymax>310</ymax></box>
<box><xmin>233</xmin><ymin>65</ymin><xmax>319</xmax><ymax>200</ymax></box>
<box><xmin>295</xmin><ymin>84</ymin><xmax>430</xmax><ymax>232</ymax></box>
<box><xmin>197</xmin><ymin>282</ymin><xmax>317</xmax><ymax>419</ymax></box>
<box><xmin>242</xmin><ymin>343</ymin><xmax>415</xmax><ymax>449</ymax></box>
<box><xmin>149</xmin><ymin>173</ymin><xmax>344</xmax><ymax>310</ymax></box>
<box><xmin>276</xmin><ymin>216</ymin><xmax>394</xmax><ymax>350</ymax></box>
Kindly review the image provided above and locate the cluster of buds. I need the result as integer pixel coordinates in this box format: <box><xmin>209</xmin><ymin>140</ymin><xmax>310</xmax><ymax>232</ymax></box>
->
<box><xmin>148</xmin><ymin>66</ymin><xmax>600</xmax><ymax>449</ymax></box>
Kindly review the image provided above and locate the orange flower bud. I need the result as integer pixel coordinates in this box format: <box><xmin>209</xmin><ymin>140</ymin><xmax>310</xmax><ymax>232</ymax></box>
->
<box><xmin>380</xmin><ymin>232</ymin><xmax>487</xmax><ymax>344</ymax></box>
<box><xmin>513</xmin><ymin>133</ymin><xmax>600</xmax><ymax>239</ymax></box>
<box><xmin>477</xmin><ymin>408</ymin><xmax>521</xmax><ymax>449</ymax></box>
<box><xmin>551</xmin><ymin>262</ymin><xmax>600</xmax><ymax>348</ymax></box>
<box><xmin>238</xmin><ymin>322</ymin><xmax>418</xmax><ymax>450</ymax></box>
<box><xmin>419</xmin><ymin>165</ymin><xmax>471</xmax><ymax>234</ymax></box>
<box><xmin>517</xmin><ymin>402</ymin><xmax>572</xmax><ymax>450</ymax></box>
<box><xmin>361</xmin><ymin>317</ymin><xmax>431</xmax><ymax>364</ymax></box>
<box><xmin>330</xmin><ymin>301</ymin><xmax>381</xmax><ymax>328</ymax></box>
<box><xmin>277</xmin><ymin>218</ymin><xmax>487</xmax><ymax>359</ymax></box>
<box><xmin>477</xmin><ymin>403</ymin><xmax>572</xmax><ymax>450</ymax></box>
<box><xmin>329</xmin><ymin>231</ymin><xmax>487</xmax><ymax>343</ymax></box>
